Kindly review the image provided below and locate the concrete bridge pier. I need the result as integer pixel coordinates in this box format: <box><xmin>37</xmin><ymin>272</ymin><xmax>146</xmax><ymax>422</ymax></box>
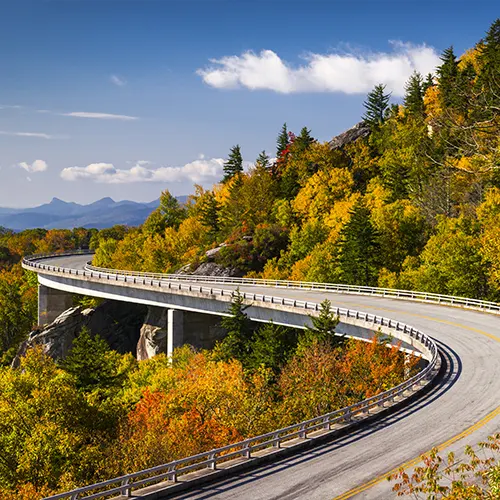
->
<box><xmin>167</xmin><ymin>309</ymin><xmax>184</xmax><ymax>357</ymax></box>
<box><xmin>137</xmin><ymin>306</ymin><xmax>226</xmax><ymax>360</ymax></box>
<box><xmin>38</xmin><ymin>284</ymin><xmax>73</xmax><ymax>326</ymax></box>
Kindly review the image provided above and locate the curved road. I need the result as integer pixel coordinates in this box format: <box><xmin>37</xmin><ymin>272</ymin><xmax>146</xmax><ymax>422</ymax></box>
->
<box><xmin>34</xmin><ymin>255</ymin><xmax>500</xmax><ymax>499</ymax></box>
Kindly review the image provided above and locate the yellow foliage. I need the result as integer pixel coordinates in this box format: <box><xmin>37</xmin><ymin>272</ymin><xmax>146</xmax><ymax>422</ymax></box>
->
<box><xmin>324</xmin><ymin>193</ymin><xmax>361</xmax><ymax>241</ymax></box>
<box><xmin>293</xmin><ymin>168</ymin><xmax>354</xmax><ymax>220</ymax></box>
<box><xmin>289</xmin><ymin>255</ymin><xmax>312</xmax><ymax>281</ymax></box>
<box><xmin>423</xmin><ymin>85</ymin><xmax>442</xmax><ymax>121</ymax></box>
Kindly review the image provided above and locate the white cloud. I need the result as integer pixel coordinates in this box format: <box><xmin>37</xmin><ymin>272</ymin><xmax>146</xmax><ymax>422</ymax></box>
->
<box><xmin>0</xmin><ymin>104</ymin><xmax>23</xmax><ymax>110</ymax></box>
<box><xmin>110</xmin><ymin>75</ymin><xmax>127</xmax><ymax>86</ymax></box>
<box><xmin>197</xmin><ymin>42</ymin><xmax>440</xmax><ymax>97</ymax></box>
<box><xmin>18</xmin><ymin>159</ymin><xmax>48</xmax><ymax>173</ymax></box>
<box><xmin>60</xmin><ymin>158</ymin><xmax>227</xmax><ymax>184</ymax></box>
<box><xmin>0</xmin><ymin>131</ymin><xmax>57</xmax><ymax>139</ymax></box>
<box><xmin>62</xmin><ymin>112</ymin><xmax>138</xmax><ymax>121</ymax></box>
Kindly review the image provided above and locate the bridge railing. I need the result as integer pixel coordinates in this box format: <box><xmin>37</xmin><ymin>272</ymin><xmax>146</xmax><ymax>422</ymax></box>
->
<box><xmin>22</xmin><ymin>252</ymin><xmax>441</xmax><ymax>499</ymax></box>
<box><xmin>82</xmin><ymin>263</ymin><xmax>500</xmax><ymax>314</ymax></box>
<box><xmin>23</xmin><ymin>251</ymin><xmax>500</xmax><ymax>314</ymax></box>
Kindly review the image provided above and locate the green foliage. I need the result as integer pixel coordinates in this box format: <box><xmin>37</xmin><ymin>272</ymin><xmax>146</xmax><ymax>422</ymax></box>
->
<box><xmin>339</xmin><ymin>199</ymin><xmax>381</xmax><ymax>286</ymax></box>
<box><xmin>248</xmin><ymin>322</ymin><xmax>298</xmax><ymax>376</ymax></box>
<box><xmin>60</xmin><ymin>327</ymin><xmax>124</xmax><ymax>392</ymax></box>
<box><xmin>300</xmin><ymin>300</ymin><xmax>341</xmax><ymax>349</ymax></box>
<box><xmin>363</xmin><ymin>84</ymin><xmax>391</xmax><ymax>128</ymax></box>
<box><xmin>222</xmin><ymin>144</ymin><xmax>243</xmax><ymax>183</ymax></box>
<box><xmin>143</xmin><ymin>190</ymin><xmax>186</xmax><ymax>234</ymax></box>
<box><xmin>217</xmin><ymin>290</ymin><xmax>254</xmax><ymax>362</ymax></box>
<box><xmin>437</xmin><ymin>46</ymin><xmax>459</xmax><ymax>108</ymax></box>
<box><xmin>276</xmin><ymin>122</ymin><xmax>289</xmax><ymax>159</ymax></box>
<box><xmin>404</xmin><ymin>71</ymin><xmax>424</xmax><ymax>115</ymax></box>
<box><xmin>255</xmin><ymin>150</ymin><xmax>271</xmax><ymax>170</ymax></box>
<box><xmin>198</xmin><ymin>191</ymin><xmax>220</xmax><ymax>235</ymax></box>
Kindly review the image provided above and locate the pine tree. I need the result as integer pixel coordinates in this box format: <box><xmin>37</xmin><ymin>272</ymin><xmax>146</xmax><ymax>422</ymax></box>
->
<box><xmin>339</xmin><ymin>199</ymin><xmax>381</xmax><ymax>286</ymax></box>
<box><xmin>255</xmin><ymin>150</ymin><xmax>270</xmax><ymax>170</ymax></box>
<box><xmin>422</xmin><ymin>73</ymin><xmax>434</xmax><ymax>93</ymax></box>
<box><xmin>276</xmin><ymin>123</ymin><xmax>289</xmax><ymax>159</ymax></box>
<box><xmin>300</xmin><ymin>300</ymin><xmax>342</xmax><ymax>349</ymax></box>
<box><xmin>404</xmin><ymin>72</ymin><xmax>424</xmax><ymax>115</ymax></box>
<box><xmin>222</xmin><ymin>145</ymin><xmax>243</xmax><ymax>183</ymax></box>
<box><xmin>60</xmin><ymin>327</ymin><xmax>120</xmax><ymax>391</ymax></box>
<box><xmin>199</xmin><ymin>191</ymin><xmax>220</xmax><ymax>234</ymax></box>
<box><xmin>363</xmin><ymin>84</ymin><xmax>391</xmax><ymax>128</ymax></box>
<box><xmin>218</xmin><ymin>289</ymin><xmax>254</xmax><ymax>361</ymax></box>
<box><xmin>294</xmin><ymin>126</ymin><xmax>314</xmax><ymax>154</ymax></box>
<box><xmin>436</xmin><ymin>46</ymin><xmax>459</xmax><ymax>108</ymax></box>
<box><xmin>477</xmin><ymin>19</ymin><xmax>500</xmax><ymax>109</ymax></box>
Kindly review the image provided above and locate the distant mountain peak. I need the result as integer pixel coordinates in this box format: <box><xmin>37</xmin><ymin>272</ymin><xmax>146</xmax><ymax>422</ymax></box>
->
<box><xmin>91</xmin><ymin>197</ymin><xmax>115</xmax><ymax>205</ymax></box>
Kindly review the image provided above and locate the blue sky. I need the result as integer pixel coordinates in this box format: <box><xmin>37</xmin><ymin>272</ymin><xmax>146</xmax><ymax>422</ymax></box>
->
<box><xmin>0</xmin><ymin>0</ymin><xmax>497</xmax><ymax>207</ymax></box>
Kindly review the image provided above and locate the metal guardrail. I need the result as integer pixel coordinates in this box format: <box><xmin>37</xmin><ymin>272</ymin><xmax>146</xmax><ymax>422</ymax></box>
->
<box><xmin>82</xmin><ymin>264</ymin><xmax>500</xmax><ymax>315</ymax></box>
<box><xmin>21</xmin><ymin>252</ymin><xmax>441</xmax><ymax>499</ymax></box>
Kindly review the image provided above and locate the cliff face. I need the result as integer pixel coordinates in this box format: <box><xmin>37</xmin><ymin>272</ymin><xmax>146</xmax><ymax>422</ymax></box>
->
<box><xmin>13</xmin><ymin>300</ymin><xmax>147</xmax><ymax>366</ymax></box>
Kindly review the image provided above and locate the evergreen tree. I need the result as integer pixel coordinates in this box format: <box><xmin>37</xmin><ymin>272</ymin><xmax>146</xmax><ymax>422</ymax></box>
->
<box><xmin>477</xmin><ymin>19</ymin><xmax>500</xmax><ymax>109</ymax></box>
<box><xmin>218</xmin><ymin>289</ymin><xmax>254</xmax><ymax>361</ymax></box>
<box><xmin>339</xmin><ymin>199</ymin><xmax>381</xmax><ymax>286</ymax></box>
<box><xmin>249</xmin><ymin>322</ymin><xmax>298</xmax><ymax>375</ymax></box>
<box><xmin>404</xmin><ymin>72</ymin><xmax>424</xmax><ymax>115</ymax></box>
<box><xmin>255</xmin><ymin>150</ymin><xmax>271</xmax><ymax>170</ymax></box>
<box><xmin>199</xmin><ymin>191</ymin><xmax>220</xmax><ymax>234</ymax></box>
<box><xmin>294</xmin><ymin>127</ymin><xmax>314</xmax><ymax>153</ymax></box>
<box><xmin>276</xmin><ymin>123</ymin><xmax>289</xmax><ymax>159</ymax></box>
<box><xmin>222</xmin><ymin>144</ymin><xmax>243</xmax><ymax>183</ymax></box>
<box><xmin>363</xmin><ymin>84</ymin><xmax>391</xmax><ymax>128</ymax></box>
<box><xmin>299</xmin><ymin>300</ymin><xmax>341</xmax><ymax>349</ymax></box>
<box><xmin>422</xmin><ymin>73</ymin><xmax>434</xmax><ymax>93</ymax></box>
<box><xmin>60</xmin><ymin>327</ymin><xmax>120</xmax><ymax>392</ymax></box>
<box><xmin>436</xmin><ymin>46</ymin><xmax>459</xmax><ymax>107</ymax></box>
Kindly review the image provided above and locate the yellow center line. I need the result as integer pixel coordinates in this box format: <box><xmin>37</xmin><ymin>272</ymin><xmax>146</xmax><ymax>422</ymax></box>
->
<box><xmin>329</xmin><ymin>304</ymin><xmax>500</xmax><ymax>499</ymax></box>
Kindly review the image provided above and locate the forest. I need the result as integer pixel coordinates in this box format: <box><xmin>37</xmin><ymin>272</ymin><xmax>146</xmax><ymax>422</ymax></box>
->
<box><xmin>0</xmin><ymin>17</ymin><xmax>498</xmax><ymax>499</ymax></box>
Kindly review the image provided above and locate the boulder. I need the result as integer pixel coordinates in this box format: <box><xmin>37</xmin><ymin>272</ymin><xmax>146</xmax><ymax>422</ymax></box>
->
<box><xmin>329</xmin><ymin>122</ymin><xmax>371</xmax><ymax>150</ymax></box>
<box><xmin>12</xmin><ymin>300</ymin><xmax>147</xmax><ymax>366</ymax></box>
<box><xmin>191</xmin><ymin>261</ymin><xmax>244</xmax><ymax>277</ymax></box>
<box><xmin>137</xmin><ymin>307</ymin><xmax>168</xmax><ymax>360</ymax></box>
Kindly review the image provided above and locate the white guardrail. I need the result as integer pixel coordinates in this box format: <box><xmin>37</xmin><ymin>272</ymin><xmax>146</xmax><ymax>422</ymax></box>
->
<box><xmin>20</xmin><ymin>251</ymin><xmax>447</xmax><ymax>500</ymax></box>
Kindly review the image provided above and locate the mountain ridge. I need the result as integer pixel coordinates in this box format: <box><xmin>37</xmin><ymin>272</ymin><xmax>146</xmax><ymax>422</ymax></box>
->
<box><xmin>0</xmin><ymin>195</ymin><xmax>188</xmax><ymax>231</ymax></box>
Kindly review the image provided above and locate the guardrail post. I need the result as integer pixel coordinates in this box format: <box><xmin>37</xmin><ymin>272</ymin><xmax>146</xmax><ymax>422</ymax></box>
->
<box><xmin>299</xmin><ymin>424</ymin><xmax>306</xmax><ymax>439</ymax></box>
<box><xmin>120</xmin><ymin>477</ymin><xmax>131</xmax><ymax>497</ymax></box>
<box><xmin>168</xmin><ymin>465</ymin><xmax>177</xmax><ymax>483</ymax></box>
<box><xmin>208</xmin><ymin>452</ymin><xmax>217</xmax><ymax>470</ymax></box>
<box><xmin>323</xmin><ymin>416</ymin><xmax>330</xmax><ymax>430</ymax></box>
<box><xmin>273</xmin><ymin>433</ymin><xmax>280</xmax><ymax>448</ymax></box>
<box><xmin>243</xmin><ymin>443</ymin><xmax>251</xmax><ymax>459</ymax></box>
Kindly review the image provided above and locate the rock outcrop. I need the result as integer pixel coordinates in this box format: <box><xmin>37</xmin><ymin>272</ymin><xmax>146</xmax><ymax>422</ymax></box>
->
<box><xmin>329</xmin><ymin>122</ymin><xmax>371</xmax><ymax>150</ymax></box>
<box><xmin>137</xmin><ymin>307</ymin><xmax>168</xmax><ymax>361</ymax></box>
<box><xmin>13</xmin><ymin>300</ymin><xmax>147</xmax><ymax>366</ymax></box>
<box><xmin>191</xmin><ymin>261</ymin><xmax>244</xmax><ymax>277</ymax></box>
